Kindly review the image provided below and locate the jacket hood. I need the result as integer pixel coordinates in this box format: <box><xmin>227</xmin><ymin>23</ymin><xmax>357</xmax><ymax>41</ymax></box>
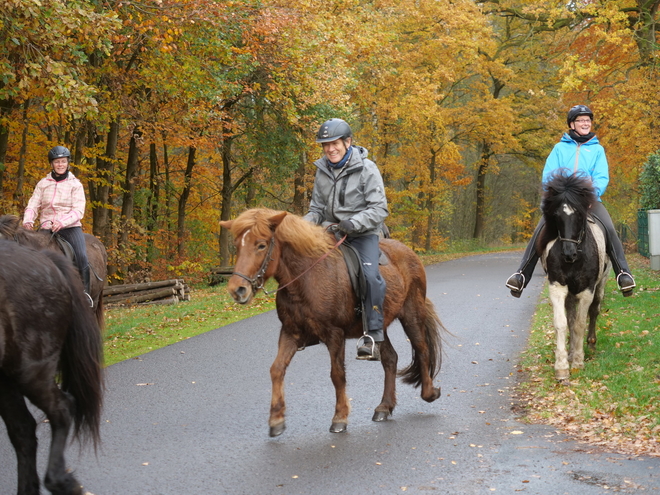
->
<box><xmin>560</xmin><ymin>132</ymin><xmax>599</xmax><ymax>145</ymax></box>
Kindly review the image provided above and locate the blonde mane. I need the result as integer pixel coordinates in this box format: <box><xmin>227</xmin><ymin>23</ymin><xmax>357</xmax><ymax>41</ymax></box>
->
<box><xmin>229</xmin><ymin>208</ymin><xmax>337</xmax><ymax>258</ymax></box>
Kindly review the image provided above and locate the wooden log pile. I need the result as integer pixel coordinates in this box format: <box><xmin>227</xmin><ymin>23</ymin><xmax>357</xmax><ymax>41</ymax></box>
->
<box><xmin>208</xmin><ymin>266</ymin><xmax>234</xmax><ymax>286</ymax></box>
<box><xmin>103</xmin><ymin>279</ymin><xmax>190</xmax><ymax>306</ymax></box>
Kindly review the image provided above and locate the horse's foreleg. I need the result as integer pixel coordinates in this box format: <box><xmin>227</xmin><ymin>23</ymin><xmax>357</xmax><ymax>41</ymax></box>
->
<box><xmin>327</xmin><ymin>337</ymin><xmax>350</xmax><ymax>433</ymax></box>
<box><xmin>269</xmin><ymin>332</ymin><xmax>298</xmax><ymax>437</ymax></box>
<box><xmin>0</xmin><ymin>377</ymin><xmax>40</xmax><ymax>495</ymax></box>
<box><xmin>373</xmin><ymin>337</ymin><xmax>397</xmax><ymax>422</ymax></box>
<box><xmin>569</xmin><ymin>291</ymin><xmax>593</xmax><ymax>371</ymax></box>
<box><xmin>549</xmin><ymin>284</ymin><xmax>570</xmax><ymax>381</ymax></box>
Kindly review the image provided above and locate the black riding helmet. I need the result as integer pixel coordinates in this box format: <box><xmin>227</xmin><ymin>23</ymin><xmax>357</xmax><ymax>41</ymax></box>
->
<box><xmin>47</xmin><ymin>146</ymin><xmax>71</xmax><ymax>162</ymax></box>
<box><xmin>567</xmin><ymin>105</ymin><xmax>593</xmax><ymax>126</ymax></box>
<box><xmin>316</xmin><ymin>119</ymin><xmax>352</xmax><ymax>143</ymax></box>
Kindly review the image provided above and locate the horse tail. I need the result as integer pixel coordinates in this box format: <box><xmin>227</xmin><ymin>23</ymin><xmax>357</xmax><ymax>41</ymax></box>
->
<box><xmin>45</xmin><ymin>251</ymin><xmax>104</xmax><ymax>449</ymax></box>
<box><xmin>398</xmin><ymin>298</ymin><xmax>444</xmax><ymax>388</ymax></box>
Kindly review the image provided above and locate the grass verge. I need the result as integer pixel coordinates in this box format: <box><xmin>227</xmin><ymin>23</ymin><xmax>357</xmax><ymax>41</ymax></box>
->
<box><xmin>515</xmin><ymin>254</ymin><xmax>660</xmax><ymax>456</ymax></box>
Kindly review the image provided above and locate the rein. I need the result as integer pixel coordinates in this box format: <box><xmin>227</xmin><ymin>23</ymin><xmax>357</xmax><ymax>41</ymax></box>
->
<box><xmin>232</xmin><ymin>232</ymin><xmax>347</xmax><ymax>296</ymax></box>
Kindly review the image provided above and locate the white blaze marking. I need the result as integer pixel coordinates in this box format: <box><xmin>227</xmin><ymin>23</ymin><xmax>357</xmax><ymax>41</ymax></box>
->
<box><xmin>562</xmin><ymin>204</ymin><xmax>575</xmax><ymax>216</ymax></box>
<box><xmin>241</xmin><ymin>229</ymin><xmax>251</xmax><ymax>247</ymax></box>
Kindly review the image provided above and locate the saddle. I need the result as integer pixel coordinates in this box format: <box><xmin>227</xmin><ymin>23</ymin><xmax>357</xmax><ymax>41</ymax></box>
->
<box><xmin>297</xmin><ymin>233</ymin><xmax>389</xmax><ymax>352</ymax></box>
<box><xmin>53</xmin><ymin>235</ymin><xmax>77</xmax><ymax>263</ymax></box>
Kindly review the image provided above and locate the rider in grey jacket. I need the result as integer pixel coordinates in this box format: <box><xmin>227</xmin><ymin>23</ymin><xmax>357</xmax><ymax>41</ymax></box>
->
<box><xmin>304</xmin><ymin>118</ymin><xmax>389</xmax><ymax>360</ymax></box>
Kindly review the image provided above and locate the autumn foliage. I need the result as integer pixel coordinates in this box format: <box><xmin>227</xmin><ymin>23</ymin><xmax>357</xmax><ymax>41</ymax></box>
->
<box><xmin>1</xmin><ymin>0</ymin><xmax>658</xmax><ymax>282</ymax></box>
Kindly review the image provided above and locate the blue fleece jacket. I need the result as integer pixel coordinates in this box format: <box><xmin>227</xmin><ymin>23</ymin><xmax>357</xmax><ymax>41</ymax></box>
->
<box><xmin>542</xmin><ymin>133</ymin><xmax>609</xmax><ymax>201</ymax></box>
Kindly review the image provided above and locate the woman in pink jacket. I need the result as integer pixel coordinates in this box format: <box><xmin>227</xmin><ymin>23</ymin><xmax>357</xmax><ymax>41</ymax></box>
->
<box><xmin>23</xmin><ymin>145</ymin><xmax>93</xmax><ymax>305</ymax></box>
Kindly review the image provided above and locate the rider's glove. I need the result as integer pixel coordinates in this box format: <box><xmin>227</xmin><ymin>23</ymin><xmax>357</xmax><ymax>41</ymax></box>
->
<box><xmin>337</xmin><ymin>219</ymin><xmax>355</xmax><ymax>234</ymax></box>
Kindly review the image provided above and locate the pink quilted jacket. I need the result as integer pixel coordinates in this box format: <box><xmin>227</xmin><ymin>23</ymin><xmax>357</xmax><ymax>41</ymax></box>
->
<box><xmin>23</xmin><ymin>173</ymin><xmax>86</xmax><ymax>229</ymax></box>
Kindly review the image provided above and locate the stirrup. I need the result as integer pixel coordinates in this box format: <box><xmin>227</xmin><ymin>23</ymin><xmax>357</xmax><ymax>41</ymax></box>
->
<box><xmin>616</xmin><ymin>272</ymin><xmax>636</xmax><ymax>292</ymax></box>
<box><xmin>505</xmin><ymin>272</ymin><xmax>525</xmax><ymax>292</ymax></box>
<box><xmin>356</xmin><ymin>335</ymin><xmax>379</xmax><ymax>361</ymax></box>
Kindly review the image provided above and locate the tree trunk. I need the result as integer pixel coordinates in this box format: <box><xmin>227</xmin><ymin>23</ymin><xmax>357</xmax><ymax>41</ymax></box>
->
<box><xmin>177</xmin><ymin>145</ymin><xmax>195</xmax><ymax>258</ymax></box>
<box><xmin>219</xmin><ymin>133</ymin><xmax>233</xmax><ymax>266</ymax></box>
<box><xmin>13</xmin><ymin>100</ymin><xmax>29</xmax><ymax>205</ymax></box>
<box><xmin>424</xmin><ymin>147</ymin><xmax>437</xmax><ymax>252</ymax></box>
<box><xmin>0</xmin><ymin>96</ymin><xmax>15</xmax><ymax>192</ymax></box>
<box><xmin>292</xmin><ymin>150</ymin><xmax>307</xmax><ymax>214</ymax></box>
<box><xmin>119</xmin><ymin>126</ymin><xmax>141</xmax><ymax>249</ymax></box>
<box><xmin>91</xmin><ymin>119</ymin><xmax>119</xmax><ymax>244</ymax></box>
<box><xmin>473</xmin><ymin>142</ymin><xmax>491</xmax><ymax>239</ymax></box>
<box><xmin>147</xmin><ymin>141</ymin><xmax>160</xmax><ymax>262</ymax></box>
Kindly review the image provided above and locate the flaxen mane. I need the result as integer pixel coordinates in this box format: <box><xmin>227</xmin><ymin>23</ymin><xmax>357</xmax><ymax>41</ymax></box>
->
<box><xmin>230</xmin><ymin>208</ymin><xmax>339</xmax><ymax>258</ymax></box>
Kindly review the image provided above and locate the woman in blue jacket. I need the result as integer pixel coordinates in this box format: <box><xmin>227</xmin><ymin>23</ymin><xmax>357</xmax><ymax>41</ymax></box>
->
<box><xmin>506</xmin><ymin>105</ymin><xmax>635</xmax><ymax>297</ymax></box>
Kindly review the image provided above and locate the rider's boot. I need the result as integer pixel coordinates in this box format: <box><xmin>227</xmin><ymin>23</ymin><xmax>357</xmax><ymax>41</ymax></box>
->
<box><xmin>506</xmin><ymin>219</ymin><xmax>544</xmax><ymax>298</ymax></box>
<box><xmin>82</xmin><ymin>265</ymin><xmax>94</xmax><ymax>307</ymax></box>
<box><xmin>356</xmin><ymin>332</ymin><xmax>382</xmax><ymax>361</ymax></box>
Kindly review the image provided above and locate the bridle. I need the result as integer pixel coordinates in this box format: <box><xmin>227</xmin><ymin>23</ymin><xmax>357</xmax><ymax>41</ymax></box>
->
<box><xmin>556</xmin><ymin>208</ymin><xmax>587</xmax><ymax>252</ymax></box>
<box><xmin>232</xmin><ymin>236</ymin><xmax>276</xmax><ymax>295</ymax></box>
<box><xmin>231</xmin><ymin>230</ymin><xmax>347</xmax><ymax>296</ymax></box>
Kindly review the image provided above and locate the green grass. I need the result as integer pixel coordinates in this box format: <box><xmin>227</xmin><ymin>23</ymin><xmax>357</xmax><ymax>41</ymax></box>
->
<box><xmin>517</xmin><ymin>254</ymin><xmax>660</xmax><ymax>455</ymax></box>
<box><xmin>103</xmin><ymin>281</ymin><xmax>278</xmax><ymax>366</ymax></box>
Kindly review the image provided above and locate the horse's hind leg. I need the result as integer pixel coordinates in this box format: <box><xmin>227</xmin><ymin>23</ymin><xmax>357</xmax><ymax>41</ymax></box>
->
<box><xmin>22</xmin><ymin>380</ymin><xmax>82</xmax><ymax>495</ymax></box>
<box><xmin>0</xmin><ymin>374</ymin><xmax>40</xmax><ymax>495</ymax></box>
<box><xmin>269</xmin><ymin>331</ymin><xmax>299</xmax><ymax>437</ymax></box>
<box><xmin>373</xmin><ymin>336</ymin><xmax>397</xmax><ymax>422</ymax></box>
<box><xmin>587</xmin><ymin>277</ymin><xmax>607</xmax><ymax>353</ymax></box>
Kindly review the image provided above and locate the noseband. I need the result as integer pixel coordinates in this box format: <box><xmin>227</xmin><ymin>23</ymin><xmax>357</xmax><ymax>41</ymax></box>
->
<box><xmin>232</xmin><ymin>236</ymin><xmax>276</xmax><ymax>294</ymax></box>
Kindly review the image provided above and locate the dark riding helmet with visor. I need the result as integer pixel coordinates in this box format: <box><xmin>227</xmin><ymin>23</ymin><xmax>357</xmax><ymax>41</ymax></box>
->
<box><xmin>316</xmin><ymin>119</ymin><xmax>352</xmax><ymax>143</ymax></box>
<box><xmin>47</xmin><ymin>146</ymin><xmax>71</xmax><ymax>163</ymax></box>
<box><xmin>567</xmin><ymin>105</ymin><xmax>593</xmax><ymax>126</ymax></box>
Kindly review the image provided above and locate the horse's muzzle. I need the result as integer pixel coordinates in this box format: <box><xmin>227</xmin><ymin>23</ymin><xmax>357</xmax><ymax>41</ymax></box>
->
<box><xmin>228</xmin><ymin>281</ymin><xmax>253</xmax><ymax>304</ymax></box>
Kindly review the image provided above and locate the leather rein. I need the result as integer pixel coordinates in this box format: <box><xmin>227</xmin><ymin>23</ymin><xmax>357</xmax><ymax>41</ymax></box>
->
<box><xmin>232</xmin><ymin>232</ymin><xmax>347</xmax><ymax>296</ymax></box>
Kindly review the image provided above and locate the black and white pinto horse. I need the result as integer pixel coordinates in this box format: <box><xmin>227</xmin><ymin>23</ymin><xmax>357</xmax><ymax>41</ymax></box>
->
<box><xmin>538</xmin><ymin>172</ymin><xmax>610</xmax><ymax>382</ymax></box>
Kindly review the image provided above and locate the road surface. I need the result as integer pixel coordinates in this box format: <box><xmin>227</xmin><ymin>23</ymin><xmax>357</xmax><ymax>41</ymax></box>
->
<box><xmin>1</xmin><ymin>251</ymin><xmax>658</xmax><ymax>494</ymax></box>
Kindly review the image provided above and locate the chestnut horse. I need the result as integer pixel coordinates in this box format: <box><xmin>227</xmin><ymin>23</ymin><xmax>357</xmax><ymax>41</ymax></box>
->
<box><xmin>0</xmin><ymin>215</ymin><xmax>106</xmax><ymax>330</ymax></box>
<box><xmin>539</xmin><ymin>172</ymin><xmax>610</xmax><ymax>382</ymax></box>
<box><xmin>0</xmin><ymin>241</ymin><xmax>103</xmax><ymax>495</ymax></box>
<box><xmin>220</xmin><ymin>208</ymin><xmax>446</xmax><ymax>437</ymax></box>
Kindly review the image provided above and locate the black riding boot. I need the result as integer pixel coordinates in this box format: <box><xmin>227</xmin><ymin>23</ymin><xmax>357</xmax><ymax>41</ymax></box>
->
<box><xmin>591</xmin><ymin>208</ymin><xmax>636</xmax><ymax>296</ymax></box>
<box><xmin>82</xmin><ymin>265</ymin><xmax>94</xmax><ymax>307</ymax></box>
<box><xmin>506</xmin><ymin>218</ymin><xmax>544</xmax><ymax>297</ymax></box>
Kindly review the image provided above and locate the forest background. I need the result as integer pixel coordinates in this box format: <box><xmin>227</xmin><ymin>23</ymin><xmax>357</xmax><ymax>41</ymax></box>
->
<box><xmin>2</xmin><ymin>0</ymin><xmax>659</xmax><ymax>284</ymax></box>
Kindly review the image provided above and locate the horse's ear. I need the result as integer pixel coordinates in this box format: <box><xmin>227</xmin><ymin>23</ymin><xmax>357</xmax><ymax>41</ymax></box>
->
<box><xmin>219</xmin><ymin>220</ymin><xmax>233</xmax><ymax>231</ymax></box>
<box><xmin>268</xmin><ymin>212</ymin><xmax>288</xmax><ymax>230</ymax></box>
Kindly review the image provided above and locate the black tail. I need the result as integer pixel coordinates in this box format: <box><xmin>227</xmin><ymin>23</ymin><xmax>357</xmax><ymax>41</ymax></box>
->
<box><xmin>46</xmin><ymin>251</ymin><xmax>104</xmax><ymax>449</ymax></box>
<box><xmin>399</xmin><ymin>298</ymin><xmax>444</xmax><ymax>387</ymax></box>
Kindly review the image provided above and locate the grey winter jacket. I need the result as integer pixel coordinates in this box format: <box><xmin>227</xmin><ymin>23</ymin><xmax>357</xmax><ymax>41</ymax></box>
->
<box><xmin>303</xmin><ymin>146</ymin><xmax>388</xmax><ymax>235</ymax></box>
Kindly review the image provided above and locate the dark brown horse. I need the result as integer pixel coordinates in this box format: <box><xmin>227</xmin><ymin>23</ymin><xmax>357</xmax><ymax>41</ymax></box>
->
<box><xmin>0</xmin><ymin>241</ymin><xmax>104</xmax><ymax>495</ymax></box>
<box><xmin>220</xmin><ymin>208</ymin><xmax>446</xmax><ymax>437</ymax></box>
<box><xmin>0</xmin><ymin>215</ymin><xmax>106</xmax><ymax>329</ymax></box>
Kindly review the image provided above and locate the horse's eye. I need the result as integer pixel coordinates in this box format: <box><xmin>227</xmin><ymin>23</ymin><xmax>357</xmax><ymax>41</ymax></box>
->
<box><xmin>257</xmin><ymin>242</ymin><xmax>268</xmax><ymax>251</ymax></box>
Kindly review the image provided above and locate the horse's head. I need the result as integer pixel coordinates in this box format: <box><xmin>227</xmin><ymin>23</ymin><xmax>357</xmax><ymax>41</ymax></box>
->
<box><xmin>0</xmin><ymin>215</ymin><xmax>20</xmax><ymax>240</ymax></box>
<box><xmin>219</xmin><ymin>209</ymin><xmax>287</xmax><ymax>304</ymax></box>
<box><xmin>541</xmin><ymin>170</ymin><xmax>596</xmax><ymax>264</ymax></box>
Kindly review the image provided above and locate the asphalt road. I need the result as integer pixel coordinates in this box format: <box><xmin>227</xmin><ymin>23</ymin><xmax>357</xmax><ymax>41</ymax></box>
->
<box><xmin>1</xmin><ymin>251</ymin><xmax>659</xmax><ymax>494</ymax></box>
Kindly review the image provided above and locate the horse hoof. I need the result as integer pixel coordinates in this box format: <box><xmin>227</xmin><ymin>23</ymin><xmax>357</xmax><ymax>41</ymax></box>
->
<box><xmin>269</xmin><ymin>423</ymin><xmax>286</xmax><ymax>437</ymax></box>
<box><xmin>423</xmin><ymin>387</ymin><xmax>442</xmax><ymax>403</ymax></box>
<box><xmin>329</xmin><ymin>422</ymin><xmax>347</xmax><ymax>433</ymax></box>
<box><xmin>555</xmin><ymin>370</ymin><xmax>569</xmax><ymax>381</ymax></box>
<box><xmin>372</xmin><ymin>410</ymin><xmax>390</xmax><ymax>422</ymax></box>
